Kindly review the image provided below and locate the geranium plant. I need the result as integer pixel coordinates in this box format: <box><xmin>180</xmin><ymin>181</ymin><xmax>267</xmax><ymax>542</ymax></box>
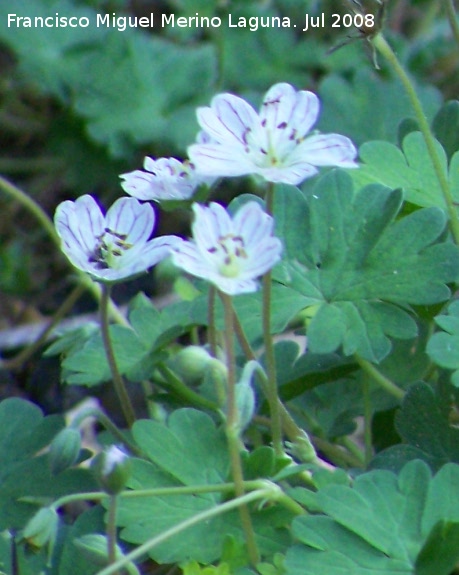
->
<box><xmin>0</xmin><ymin>1</ymin><xmax>458</xmax><ymax>575</ymax></box>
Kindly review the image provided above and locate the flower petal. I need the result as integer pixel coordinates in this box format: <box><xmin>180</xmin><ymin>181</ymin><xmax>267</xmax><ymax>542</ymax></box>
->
<box><xmin>55</xmin><ymin>195</ymin><xmax>104</xmax><ymax>259</ymax></box>
<box><xmin>234</xmin><ymin>202</ymin><xmax>274</xmax><ymax>248</ymax></box>
<box><xmin>120</xmin><ymin>170</ymin><xmax>157</xmax><ymax>200</ymax></box>
<box><xmin>196</xmin><ymin>93</ymin><xmax>260</xmax><ymax>147</ymax></box>
<box><xmin>260</xmin><ymin>84</ymin><xmax>320</xmax><ymax>153</ymax></box>
<box><xmin>188</xmin><ymin>143</ymin><xmax>255</xmax><ymax>177</ymax></box>
<box><xmin>105</xmin><ymin>197</ymin><xmax>155</xmax><ymax>245</ymax></box>
<box><xmin>256</xmin><ymin>163</ymin><xmax>318</xmax><ymax>185</ymax></box>
<box><xmin>172</xmin><ymin>241</ymin><xmax>215</xmax><ymax>279</ymax></box>
<box><xmin>292</xmin><ymin>134</ymin><xmax>358</xmax><ymax>167</ymax></box>
<box><xmin>242</xmin><ymin>238</ymin><xmax>283</xmax><ymax>278</ymax></box>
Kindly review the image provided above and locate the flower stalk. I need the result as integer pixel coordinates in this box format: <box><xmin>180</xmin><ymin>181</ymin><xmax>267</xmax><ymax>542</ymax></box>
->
<box><xmin>94</xmin><ymin>487</ymin><xmax>275</xmax><ymax>575</ymax></box>
<box><xmin>263</xmin><ymin>185</ymin><xmax>283</xmax><ymax>457</ymax></box>
<box><xmin>100</xmin><ymin>285</ymin><xmax>136</xmax><ymax>427</ymax></box>
<box><xmin>355</xmin><ymin>354</ymin><xmax>405</xmax><ymax>400</ymax></box>
<box><xmin>371</xmin><ymin>32</ymin><xmax>459</xmax><ymax>245</ymax></box>
<box><xmin>220</xmin><ymin>290</ymin><xmax>260</xmax><ymax>566</ymax></box>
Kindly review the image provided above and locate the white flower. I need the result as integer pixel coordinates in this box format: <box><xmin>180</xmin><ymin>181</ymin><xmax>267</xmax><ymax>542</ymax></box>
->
<box><xmin>120</xmin><ymin>156</ymin><xmax>215</xmax><ymax>202</ymax></box>
<box><xmin>172</xmin><ymin>201</ymin><xmax>282</xmax><ymax>295</ymax></box>
<box><xmin>54</xmin><ymin>194</ymin><xmax>180</xmax><ymax>283</ymax></box>
<box><xmin>188</xmin><ymin>82</ymin><xmax>358</xmax><ymax>185</ymax></box>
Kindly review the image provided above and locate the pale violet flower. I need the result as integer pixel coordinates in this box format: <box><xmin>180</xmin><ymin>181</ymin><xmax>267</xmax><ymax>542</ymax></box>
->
<box><xmin>188</xmin><ymin>82</ymin><xmax>358</xmax><ymax>185</ymax></box>
<box><xmin>54</xmin><ymin>194</ymin><xmax>180</xmax><ymax>283</ymax></box>
<box><xmin>120</xmin><ymin>156</ymin><xmax>215</xmax><ymax>202</ymax></box>
<box><xmin>172</xmin><ymin>201</ymin><xmax>282</xmax><ymax>295</ymax></box>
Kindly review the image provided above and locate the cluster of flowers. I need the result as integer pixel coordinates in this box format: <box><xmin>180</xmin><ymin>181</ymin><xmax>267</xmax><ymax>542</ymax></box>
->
<box><xmin>55</xmin><ymin>83</ymin><xmax>358</xmax><ymax>295</ymax></box>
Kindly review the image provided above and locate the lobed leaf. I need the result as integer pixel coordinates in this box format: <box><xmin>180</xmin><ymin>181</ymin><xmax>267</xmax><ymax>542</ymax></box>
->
<box><xmin>116</xmin><ymin>409</ymin><xmax>292</xmax><ymax>563</ymax></box>
<box><xmin>285</xmin><ymin>460</ymin><xmax>459</xmax><ymax>575</ymax></box>
<box><xmin>274</xmin><ymin>172</ymin><xmax>459</xmax><ymax>361</ymax></box>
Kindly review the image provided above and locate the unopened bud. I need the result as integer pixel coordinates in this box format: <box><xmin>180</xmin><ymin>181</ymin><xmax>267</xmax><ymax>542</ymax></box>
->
<box><xmin>91</xmin><ymin>445</ymin><xmax>131</xmax><ymax>495</ymax></box>
<box><xmin>169</xmin><ymin>346</ymin><xmax>212</xmax><ymax>385</ymax></box>
<box><xmin>287</xmin><ymin>431</ymin><xmax>317</xmax><ymax>463</ymax></box>
<box><xmin>23</xmin><ymin>507</ymin><xmax>58</xmax><ymax>549</ymax></box>
<box><xmin>49</xmin><ymin>428</ymin><xmax>81</xmax><ymax>475</ymax></box>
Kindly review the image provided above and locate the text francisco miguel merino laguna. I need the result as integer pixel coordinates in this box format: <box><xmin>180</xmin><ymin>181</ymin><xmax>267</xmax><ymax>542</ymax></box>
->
<box><xmin>6</xmin><ymin>11</ymin><xmax>333</xmax><ymax>32</ymax></box>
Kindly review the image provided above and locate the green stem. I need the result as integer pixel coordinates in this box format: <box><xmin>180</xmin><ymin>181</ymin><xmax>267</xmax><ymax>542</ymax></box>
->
<box><xmin>94</xmin><ymin>488</ymin><xmax>274</xmax><ymax>575</ymax></box>
<box><xmin>208</xmin><ymin>285</ymin><xmax>218</xmax><ymax>357</ymax></box>
<box><xmin>232</xmin><ymin>300</ymin><xmax>257</xmax><ymax>360</ymax></box>
<box><xmin>311</xmin><ymin>435</ymin><xmax>363</xmax><ymax>468</ymax></box>
<box><xmin>156</xmin><ymin>362</ymin><xmax>219</xmax><ymax>412</ymax></box>
<box><xmin>444</xmin><ymin>0</ymin><xmax>459</xmax><ymax>47</ymax></box>
<box><xmin>355</xmin><ymin>355</ymin><xmax>405</xmax><ymax>400</ymax></box>
<box><xmin>0</xmin><ymin>174</ymin><xmax>61</xmax><ymax>249</ymax></box>
<box><xmin>338</xmin><ymin>437</ymin><xmax>365</xmax><ymax>465</ymax></box>
<box><xmin>51</xmin><ymin>479</ymin><xmax>307</xmax><ymax>522</ymax></box>
<box><xmin>362</xmin><ymin>376</ymin><xmax>373</xmax><ymax>467</ymax></box>
<box><xmin>107</xmin><ymin>495</ymin><xmax>118</xmax><ymax>573</ymax></box>
<box><xmin>1</xmin><ymin>282</ymin><xmax>86</xmax><ymax>370</ymax></box>
<box><xmin>100</xmin><ymin>285</ymin><xmax>136</xmax><ymax>427</ymax></box>
<box><xmin>51</xmin><ymin>480</ymin><xmax>268</xmax><ymax>511</ymax></box>
<box><xmin>69</xmin><ymin>407</ymin><xmax>142</xmax><ymax>456</ymax></box>
<box><xmin>220</xmin><ymin>291</ymin><xmax>260</xmax><ymax>566</ymax></box>
<box><xmin>0</xmin><ymin>175</ymin><xmax>127</xmax><ymax>326</ymax></box>
<box><xmin>371</xmin><ymin>33</ymin><xmax>459</xmax><ymax>244</ymax></box>
<box><xmin>262</xmin><ymin>184</ymin><xmax>283</xmax><ymax>456</ymax></box>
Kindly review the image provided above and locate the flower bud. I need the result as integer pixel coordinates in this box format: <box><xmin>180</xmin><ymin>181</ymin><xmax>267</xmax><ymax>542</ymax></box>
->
<box><xmin>91</xmin><ymin>445</ymin><xmax>131</xmax><ymax>495</ymax></box>
<box><xmin>235</xmin><ymin>379</ymin><xmax>256</xmax><ymax>433</ymax></box>
<box><xmin>49</xmin><ymin>428</ymin><xmax>81</xmax><ymax>475</ymax></box>
<box><xmin>23</xmin><ymin>507</ymin><xmax>59</xmax><ymax>549</ymax></box>
<box><xmin>287</xmin><ymin>431</ymin><xmax>317</xmax><ymax>463</ymax></box>
<box><xmin>169</xmin><ymin>346</ymin><xmax>212</xmax><ymax>385</ymax></box>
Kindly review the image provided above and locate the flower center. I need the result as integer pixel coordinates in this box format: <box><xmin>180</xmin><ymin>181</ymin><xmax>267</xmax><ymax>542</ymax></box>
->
<box><xmin>242</xmin><ymin>118</ymin><xmax>304</xmax><ymax>169</ymax></box>
<box><xmin>208</xmin><ymin>234</ymin><xmax>247</xmax><ymax>278</ymax></box>
<box><xmin>89</xmin><ymin>228</ymin><xmax>133</xmax><ymax>269</ymax></box>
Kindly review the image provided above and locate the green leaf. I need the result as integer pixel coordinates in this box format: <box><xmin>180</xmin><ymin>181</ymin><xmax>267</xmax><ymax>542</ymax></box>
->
<box><xmin>0</xmin><ymin>398</ymin><xmax>97</xmax><ymax>531</ymax></box>
<box><xmin>285</xmin><ymin>460</ymin><xmax>459</xmax><ymax>575</ymax></box>
<box><xmin>220</xmin><ymin>8</ymin><xmax>309</xmax><ymax>90</ymax></box>
<box><xmin>57</xmin><ymin>507</ymin><xmax>106</xmax><ymax>575</ymax></box>
<box><xmin>427</xmin><ymin>300</ymin><xmax>459</xmax><ymax>385</ymax></box>
<box><xmin>133</xmin><ymin>409</ymin><xmax>229</xmax><ymax>486</ymax></box>
<box><xmin>117</xmin><ymin>410</ymin><xmax>292</xmax><ymax>564</ymax></box>
<box><xmin>432</xmin><ymin>100</ymin><xmax>459</xmax><ymax>160</ymax></box>
<box><xmin>184</xmin><ymin>284</ymin><xmax>312</xmax><ymax>348</ymax></box>
<box><xmin>396</xmin><ymin>383</ymin><xmax>459</xmax><ymax>462</ymax></box>
<box><xmin>349</xmin><ymin>132</ymin><xmax>457</xmax><ymax>208</ymax></box>
<box><xmin>62</xmin><ymin>325</ymin><xmax>146</xmax><ymax>386</ymax></box>
<box><xmin>371</xmin><ymin>381</ymin><xmax>459</xmax><ymax>472</ymax></box>
<box><xmin>275</xmin><ymin>172</ymin><xmax>459</xmax><ymax>361</ymax></box>
<box><xmin>0</xmin><ymin>0</ymin><xmax>104</xmax><ymax>98</ymax></box>
<box><xmin>72</xmin><ymin>32</ymin><xmax>216</xmax><ymax>155</ymax></box>
<box><xmin>317</xmin><ymin>69</ymin><xmax>442</xmax><ymax>146</ymax></box>
<box><xmin>415</xmin><ymin>520</ymin><xmax>459</xmax><ymax>575</ymax></box>
<box><xmin>59</xmin><ymin>296</ymin><xmax>190</xmax><ymax>386</ymax></box>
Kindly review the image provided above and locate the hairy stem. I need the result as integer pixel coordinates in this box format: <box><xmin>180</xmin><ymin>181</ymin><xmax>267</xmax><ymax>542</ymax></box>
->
<box><xmin>444</xmin><ymin>0</ymin><xmax>459</xmax><ymax>47</ymax></box>
<box><xmin>208</xmin><ymin>285</ymin><xmax>218</xmax><ymax>357</ymax></box>
<box><xmin>262</xmin><ymin>184</ymin><xmax>283</xmax><ymax>455</ymax></box>
<box><xmin>372</xmin><ymin>33</ymin><xmax>459</xmax><ymax>244</ymax></box>
<box><xmin>100</xmin><ymin>285</ymin><xmax>136</xmax><ymax>427</ymax></box>
<box><xmin>0</xmin><ymin>175</ymin><xmax>127</xmax><ymax>325</ymax></box>
<box><xmin>107</xmin><ymin>495</ymin><xmax>118</xmax><ymax>573</ymax></box>
<box><xmin>362</xmin><ymin>376</ymin><xmax>373</xmax><ymax>466</ymax></box>
<box><xmin>220</xmin><ymin>291</ymin><xmax>260</xmax><ymax>566</ymax></box>
<box><xmin>94</xmin><ymin>488</ymin><xmax>274</xmax><ymax>575</ymax></box>
<box><xmin>355</xmin><ymin>355</ymin><xmax>405</xmax><ymax>400</ymax></box>
<box><xmin>1</xmin><ymin>282</ymin><xmax>86</xmax><ymax>370</ymax></box>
